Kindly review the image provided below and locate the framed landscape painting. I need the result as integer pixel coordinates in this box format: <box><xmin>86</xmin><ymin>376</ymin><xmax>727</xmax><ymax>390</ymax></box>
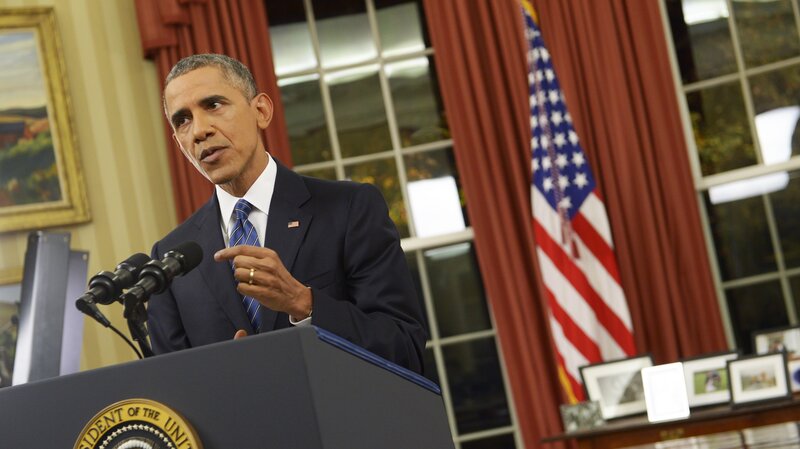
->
<box><xmin>0</xmin><ymin>7</ymin><xmax>89</xmax><ymax>233</ymax></box>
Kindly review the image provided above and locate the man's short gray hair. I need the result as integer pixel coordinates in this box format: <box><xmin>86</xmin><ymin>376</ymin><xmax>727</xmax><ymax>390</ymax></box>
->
<box><xmin>163</xmin><ymin>54</ymin><xmax>257</xmax><ymax>115</ymax></box>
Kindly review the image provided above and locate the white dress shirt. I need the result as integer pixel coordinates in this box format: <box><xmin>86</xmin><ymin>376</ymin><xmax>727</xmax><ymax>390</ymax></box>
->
<box><xmin>216</xmin><ymin>153</ymin><xmax>277</xmax><ymax>245</ymax></box>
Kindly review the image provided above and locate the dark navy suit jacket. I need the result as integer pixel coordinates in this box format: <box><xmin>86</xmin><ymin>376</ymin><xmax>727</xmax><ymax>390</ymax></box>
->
<box><xmin>146</xmin><ymin>161</ymin><xmax>427</xmax><ymax>373</ymax></box>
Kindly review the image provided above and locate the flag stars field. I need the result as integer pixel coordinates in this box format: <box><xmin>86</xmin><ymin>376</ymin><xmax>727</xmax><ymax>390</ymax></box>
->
<box><xmin>551</xmin><ymin>111</ymin><xmax>563</xmax><ymax>126</ymax></box>
<box><xmin>554</xmin><ymin>133</ymin><xmax>567</xmax><ymax>148</ymax></box>
<box><xmin>549</xmin><ymin>90</ymin><xmax>560</xmax><ymax>105</ymax></box>
<box><xmin>574</xmin><ymin>173</ymin><xmax>589</xmax><ymax>189</ymax></box>
<box><xmin>572</xmin><ymin>152</ymin><xmax>585</xmax><ymax>167</ymax></box>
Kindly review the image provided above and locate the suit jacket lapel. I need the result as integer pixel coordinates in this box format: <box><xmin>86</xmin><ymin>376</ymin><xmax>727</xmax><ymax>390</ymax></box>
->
<box><xmin>262</xmin><ymin>161</ymin><xmax>312</xmax><ymax>330</ymax></box>
<box><xmin>194</xmin><ymin>195</ymin><xmax>254</xmax><ymax>334</ymax></box>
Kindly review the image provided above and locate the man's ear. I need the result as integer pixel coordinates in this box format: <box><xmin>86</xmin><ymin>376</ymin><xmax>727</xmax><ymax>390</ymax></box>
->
<box><xmin>253</xmin><ymin>93</ymin><xmax>273</xmax><ymax>129</ymax></box>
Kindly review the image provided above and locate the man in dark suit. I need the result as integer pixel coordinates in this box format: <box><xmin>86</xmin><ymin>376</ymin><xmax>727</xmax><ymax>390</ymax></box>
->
<box><xmin>147</xmin><ymin>54</ymin><xmax>426</xmax><ymax>373</ymax></box>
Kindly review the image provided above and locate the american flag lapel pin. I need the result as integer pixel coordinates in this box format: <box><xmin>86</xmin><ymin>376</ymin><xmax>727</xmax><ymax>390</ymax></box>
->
<box><xmin>288</xmin><ymin>220</ymin><xmax>300</xmax><ymax>228</ymax></box>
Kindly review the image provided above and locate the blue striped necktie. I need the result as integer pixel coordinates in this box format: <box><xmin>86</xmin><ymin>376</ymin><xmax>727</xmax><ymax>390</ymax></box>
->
<box><xmin>229</xmin><ymin>199</ymin><xmax>262</xmax><ymax>332</ymax></box>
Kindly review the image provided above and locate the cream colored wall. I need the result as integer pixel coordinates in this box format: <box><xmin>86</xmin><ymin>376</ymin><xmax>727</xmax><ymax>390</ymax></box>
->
<box><xmin>0</xmin><ymin>0</ymin><xmax>177</xmax><ymax>369</ymax></box>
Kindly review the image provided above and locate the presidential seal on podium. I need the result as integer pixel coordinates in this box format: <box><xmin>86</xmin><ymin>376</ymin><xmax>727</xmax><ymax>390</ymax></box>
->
<box><xmin>73</xmin><ymin>398</ymin><xmax>202</xmax><ymax>449</ymax></box>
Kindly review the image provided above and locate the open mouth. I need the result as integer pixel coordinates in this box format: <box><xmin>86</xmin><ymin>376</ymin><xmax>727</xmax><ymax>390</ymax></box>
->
<box><xmin>199</xmin><ymin>146</ymin><xmax>226</xmax><ymax>162</ymax></box>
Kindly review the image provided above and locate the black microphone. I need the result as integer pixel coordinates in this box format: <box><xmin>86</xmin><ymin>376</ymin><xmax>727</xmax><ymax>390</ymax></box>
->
<box><xmin>76</xmin><ymin>298</ymin><xmax>111</xmax><ymax>328</ymax></box>
<box><xmin>120</xmin><ymin>241</ymin><xmax>203</xmax><ymax>307</ymax></box>
<box><xmin>78</xmin><ymin>253</ymin><xmax>152</xmax><ymax>305</ymax></box>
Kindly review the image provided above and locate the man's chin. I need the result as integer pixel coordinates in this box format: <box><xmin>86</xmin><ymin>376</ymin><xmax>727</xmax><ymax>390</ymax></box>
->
<box><xmin>205</xmin><ymin>169</ymin><xmax>235</xmax><ymax>187</ymax></box>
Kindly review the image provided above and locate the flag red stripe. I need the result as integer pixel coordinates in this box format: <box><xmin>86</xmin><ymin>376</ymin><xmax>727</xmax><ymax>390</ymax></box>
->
<box><xmin>545</xmin><ymin>286</ymin><xmax>603</xmax><ymax>362</ymax></box>
<box><xmin>572</xmin><ymin>211</ymin><xmax>622</xmax><ymax>284</ymax></box>
<box><xmin>533</xmin><ymin>219</ymin><xmax>635</xmax><ymax>352</ymax></box>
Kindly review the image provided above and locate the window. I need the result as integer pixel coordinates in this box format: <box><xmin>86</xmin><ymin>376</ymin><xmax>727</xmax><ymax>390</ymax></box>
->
<box><xmin>264</xmin><ymin>0</ymin><xmax>523</xmax><ymax>446</ymax></box>
<box><xmin>663</xmin><ymin>0</ymin><xmax>800</xmax><ymax>353</ymax></box>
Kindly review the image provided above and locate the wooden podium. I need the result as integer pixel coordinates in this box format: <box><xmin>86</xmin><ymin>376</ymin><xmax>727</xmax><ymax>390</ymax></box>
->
<box><xmin>0</xmin><ymin>326</ymin><xmax>454</xmax><ymax>448</ymax></box>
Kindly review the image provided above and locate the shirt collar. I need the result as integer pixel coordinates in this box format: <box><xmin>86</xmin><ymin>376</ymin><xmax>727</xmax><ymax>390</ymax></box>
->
<box><xmin>216</xmin><ymin>152</ymin><xmax>277</xmax><ymax>235</ymax></box>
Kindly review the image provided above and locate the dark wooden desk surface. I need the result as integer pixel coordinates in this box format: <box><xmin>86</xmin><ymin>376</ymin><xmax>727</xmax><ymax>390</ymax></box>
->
<box><xmin>542</xmin><ymin>397</ymin><xmax>800</xmax><ymax>448</ymax></box>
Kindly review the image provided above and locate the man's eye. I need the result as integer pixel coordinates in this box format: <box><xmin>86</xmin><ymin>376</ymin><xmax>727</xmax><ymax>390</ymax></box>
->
<box><xmin>209</xmin><ymin>102</ymin><xmax>222</xmax><ymax>110</ymax></box>
<box><xmin>172</xmin><ymin>115</ymin><xmax>192</xmax><ymax>129</ymax></box>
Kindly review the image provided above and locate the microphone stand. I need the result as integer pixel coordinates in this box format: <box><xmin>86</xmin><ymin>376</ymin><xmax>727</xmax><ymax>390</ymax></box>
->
<box><xmin>123</xmin><ymin>294</ymin><xmax>154</xmax><ymax>358</ymax></box>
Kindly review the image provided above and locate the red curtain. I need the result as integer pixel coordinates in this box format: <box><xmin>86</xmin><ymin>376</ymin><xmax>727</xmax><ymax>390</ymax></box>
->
<box><xmin>134</xmin><ymin>0</ymin><xmax>291</xmax><ymax>221</ymax></box>
<box><xmin>423</xmin><ymin>0</ymin><xmax>727</xmax><ymax>447</ymax></box>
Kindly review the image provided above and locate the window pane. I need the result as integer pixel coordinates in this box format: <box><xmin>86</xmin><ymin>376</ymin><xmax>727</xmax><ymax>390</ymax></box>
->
<box><xmin>387</xmin><ymin>56</ymin><xmax>449</xmax><ymax>147</ymax></box>
<box><xmin>405</xmin><ymin>251</ymin><xmax>431</xmax><ymax>337</ymax></box>
<box><xmin>425</xmin><ymin>242</ymin><xmax>491</xmax><ymax>338</ymax></box>
<box><xmin>666</xmin><ymin>0</ymin><xmax>737</xmax><ymax>83</ymax></box>
<box><xmin>725</xmin><ymin>281</ymin><xmax>788</xmax><ymax>354</ymax></box>
<box><xmin>265</xmin><ymin>1</ymin><xmax>317</xmax><ymax>75</ymax></box>
<box><xmin>344</xmin><ymin>157</ymin><xmax>408</xmax><ymax>237</ymax></box>
<box><xmin>769</xmin><ymin>170</ymin><xmax>800</xmax><ymax>269</ymax></box>
<box><xmin>328</xmin><ymin>68</ymin><xmax>392</xmax><ymax>158</ymax></box>
<box><xmin>461</xmin><ymin>433</ymin><xmax>516</xmax><ymax>449</ymax></box>
<box><xmin>279</xmin><ymin>75</ymin><xmax>333</xmax><ymax>165</ymax></box>
<box><xmin>312</xmin><ymin>0</ymin><xmax>377</xmax><ymax>68</ymax></box>
<box><xmin>687</xmin><ymin>83</ymin><xmax>757</xmax><ymax>175</ymax></box>
<box><xmin>443</xmin><ymin>337</ymin><xmax>511</xmax><ymax>434</ymax></box>
<box><xmin>704</xmin><ymin>193</ymin><xmax>775</xmax><ymax>280</ymax></box>
<box><xmin>749</xmin><ymin>64</ymin><xmax>800</xmax><ymax>164</ymax></box>
<box><xmin>405</xmin><ymin>148</ymin><xmax>468</xmax><ymax>238</ymax></box>
<box><xmin>732</xmin><ymin>0</ymin><xmax>800</xmax><ymax>68</ymax></box>
<box><xmin>375</xmin><ymin>0</ymin><xmax>431</xmax><ymax>57</ymax></box>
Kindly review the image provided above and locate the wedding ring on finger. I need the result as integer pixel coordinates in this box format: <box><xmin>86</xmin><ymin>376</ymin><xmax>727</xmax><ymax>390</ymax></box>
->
<box><xmin>248</xmin><ymin>267</ymin><xmax>256</xmax><ymax>285</ymax></box>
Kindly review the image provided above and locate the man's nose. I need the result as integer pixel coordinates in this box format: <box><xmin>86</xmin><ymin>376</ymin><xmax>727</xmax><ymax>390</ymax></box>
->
<box><xmin>192</xmin><ymin>114</ymin><xmax>214</xmax><ymax>142</ymax></box>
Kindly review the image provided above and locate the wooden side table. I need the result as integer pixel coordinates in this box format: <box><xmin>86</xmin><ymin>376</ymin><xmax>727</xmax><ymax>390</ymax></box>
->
<box><xmin>542</xmin><ymin>397</ymin><xmax>800</xmax><ymax>448</ymax></box>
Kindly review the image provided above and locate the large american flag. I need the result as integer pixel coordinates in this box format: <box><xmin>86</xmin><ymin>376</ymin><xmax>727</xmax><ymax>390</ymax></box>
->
<box><xmin>521</xmin><ymin>2</ymin><xmax>636</xmax><ymax>402</ymax></box>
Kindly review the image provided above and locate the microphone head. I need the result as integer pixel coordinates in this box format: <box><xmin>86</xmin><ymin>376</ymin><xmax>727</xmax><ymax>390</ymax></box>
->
<box><xmin>165</xmin><ymin>241</ymin><xmax>203</xmax><ymax>274</ymax></box>
<box><xmin>118</xmin><ymin>253</ymin><xmax>152</xmax><ymax>276</ymax></box>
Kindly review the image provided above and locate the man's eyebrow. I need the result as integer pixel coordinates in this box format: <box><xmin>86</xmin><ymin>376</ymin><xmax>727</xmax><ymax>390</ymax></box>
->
<box><xmin>199</xmin><ymin>94</ymin><xmax>229</xmax><ymax>107</ymax></box>
<box><xmin>169</xmin><ymin>95</ymin><xmax>229</xmax><ymax>125</ymax></box>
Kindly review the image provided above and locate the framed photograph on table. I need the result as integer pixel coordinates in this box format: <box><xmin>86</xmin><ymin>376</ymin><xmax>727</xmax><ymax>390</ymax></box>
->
<box><xmin>752</xmin><ymin>325</ymin><xmax>800</xmax><ymax>359</ymax></box>
<box><xmin>0</xmin><ymin>7</ymin><xmax>89</xmax><ymax>233</ymax></box>
<box><xmin>580</xmin><ymin>354</ymin><xmax>653</xmax><ymax>420</ymax></box>
<box><xmin>681</xmin><ymin>351</ymin><xmax>738</xmax><ymax>408</ymax></box>
<box><xmin>728</xmin><ymin>353</ymin><xmax>791</xmax><ymax>406</ymax></box>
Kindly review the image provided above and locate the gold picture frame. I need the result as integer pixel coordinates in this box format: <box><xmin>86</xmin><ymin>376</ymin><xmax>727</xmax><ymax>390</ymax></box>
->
<box><xmin>0</xmin><ymin>7</ymin><xmax>89</xmax><ymax>233</ymax></box>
